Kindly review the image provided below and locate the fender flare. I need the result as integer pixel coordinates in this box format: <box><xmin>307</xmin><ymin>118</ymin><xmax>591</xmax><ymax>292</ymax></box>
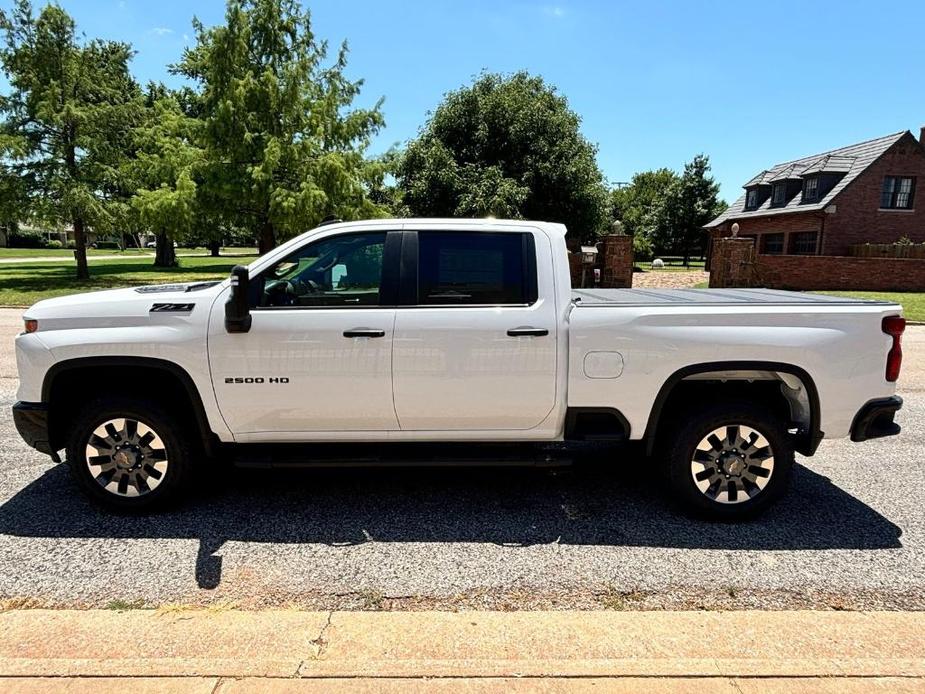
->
<box><xmin>42</xmin><ymin>356</ymin><xmax>217</xmax><ymax>456</ymax></box>
<box><xmin>642</xmin><ymin>360</ymin><xmax>822</xmax><ymax>456</ymax></box>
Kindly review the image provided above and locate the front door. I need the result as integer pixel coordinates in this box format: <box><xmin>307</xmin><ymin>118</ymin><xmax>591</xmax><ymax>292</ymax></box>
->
<box><xmin>208</xmin><ymin>230</ymin><xmax>401</xmax><ymax>437</ymax></box>
<box><xmin>392</xmin><ymin>228</ymin><xmax>558</xmax><ymax>431</ymax></box>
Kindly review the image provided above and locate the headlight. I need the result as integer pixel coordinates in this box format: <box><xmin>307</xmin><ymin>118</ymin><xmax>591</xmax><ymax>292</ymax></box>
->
<box><xmin>23</xmin><ymin>319</ymin><xmax>38</xmax><ymax>334</ymax></box>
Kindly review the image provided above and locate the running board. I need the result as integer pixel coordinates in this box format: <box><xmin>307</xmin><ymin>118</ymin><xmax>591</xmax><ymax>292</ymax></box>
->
<box><xmin>228</xmin><ymin>442</ymin><xmax>577</xmax><ymax>469</ymax></box>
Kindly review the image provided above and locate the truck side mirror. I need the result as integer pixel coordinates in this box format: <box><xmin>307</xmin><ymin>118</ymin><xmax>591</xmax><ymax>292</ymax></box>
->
<box><xmin>225</xmin><ymin>265</ymin><xmax>252</xmax><ymax>333</ymax></box>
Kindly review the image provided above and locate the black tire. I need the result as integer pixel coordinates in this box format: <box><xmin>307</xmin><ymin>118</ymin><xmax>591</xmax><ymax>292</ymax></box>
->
<box><xmin>65</xmin><ymin>396</ymin><xmax>194</xmax><ymax>511</ymax></box>
<box><xmin>661</xmin><ymin>401</ymin><xmax>794</xmax><ymax>520</ymax></box>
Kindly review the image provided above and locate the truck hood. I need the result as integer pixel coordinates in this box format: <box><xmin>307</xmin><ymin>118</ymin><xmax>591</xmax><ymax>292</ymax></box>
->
<box><xmin>23</xmin><ymin>281</ymin><xmax>225</xmax><ymax>331</ymax></box>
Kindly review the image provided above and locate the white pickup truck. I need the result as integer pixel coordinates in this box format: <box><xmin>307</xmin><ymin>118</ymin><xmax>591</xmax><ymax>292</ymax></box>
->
<box><xmin>13</xmin><ymin>219</ymin><xmax>906</xmax><ymax>518</ymax></box>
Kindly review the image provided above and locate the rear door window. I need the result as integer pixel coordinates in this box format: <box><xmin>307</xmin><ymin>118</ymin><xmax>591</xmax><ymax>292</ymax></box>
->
<box><xmin>416</xmin><ymin>232</ymin><xmax>536</xmax><ymax>305</ymax></box>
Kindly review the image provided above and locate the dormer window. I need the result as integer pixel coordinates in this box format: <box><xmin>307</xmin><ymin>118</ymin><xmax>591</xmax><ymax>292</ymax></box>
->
<box><xmin>802</xmin><ymin>176</ymin><xmax>820</xmax><ymax>203</ymax></box>
<box><xmin>745</xmin><ymin>188</ymin><xmax>759</xmax><ymax>210</ymax></box>
<box><xmin>771</xmin><ymin>183</ymin><xmax>787</xmax><ymax>207</ymax></box>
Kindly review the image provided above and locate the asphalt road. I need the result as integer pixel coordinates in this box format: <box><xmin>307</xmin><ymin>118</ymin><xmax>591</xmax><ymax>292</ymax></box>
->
<box><xmin>0</xmin><ymin>308</ymin><xmax>923</xmax><ymax>611</ymax></box>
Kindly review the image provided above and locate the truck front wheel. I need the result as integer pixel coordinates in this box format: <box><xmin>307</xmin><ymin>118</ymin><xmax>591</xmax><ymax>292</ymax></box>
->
<box><xmin>663</xmin><ymin>401</ymin><xmax>794</xmax><ymax>520</ymax></box>
<box><xmin>65</xmin><ymin>397</ymin><xmax>193</xmax><ymax>511</ymax></box>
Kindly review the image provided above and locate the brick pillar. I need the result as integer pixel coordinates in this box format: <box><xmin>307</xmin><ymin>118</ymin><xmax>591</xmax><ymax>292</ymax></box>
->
<box><xmin>709</xmin><ymin>237</ymin><xmax>757</xmax><ymax>288</ymax></box>
<box><xmin>599</xmin><ymin>235</ymin><xmax>633</xmax><ymax>288</ymax></box>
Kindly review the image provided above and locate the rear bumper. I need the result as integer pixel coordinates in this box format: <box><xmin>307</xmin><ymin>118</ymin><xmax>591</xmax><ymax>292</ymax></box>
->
<box><xmin>12</xmin><ymin>401</ymin><xmax>55</xmax><ymax>456</ymax></box>
<box><xmin>850</xmin><ymin>396</ymin><xmax>902</xmax><ymax>443</ymax></box>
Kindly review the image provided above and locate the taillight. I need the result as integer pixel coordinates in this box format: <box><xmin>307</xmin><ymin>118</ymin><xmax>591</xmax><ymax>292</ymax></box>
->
<box><xmin>23</xmin><ymin>319</ymin><xmax>38</xmax><ymax>334</ymax></box>
<box><xmin>882</xmin><ymin>315</ymin><xmax>905</xmax><ymax>382</ymax></box>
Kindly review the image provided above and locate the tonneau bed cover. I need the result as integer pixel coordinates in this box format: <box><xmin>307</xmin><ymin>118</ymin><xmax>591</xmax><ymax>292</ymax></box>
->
<box><xmin>572</xmin><ymin>288</ymin><xmax>895</xmax><ymax>307</ymax></box>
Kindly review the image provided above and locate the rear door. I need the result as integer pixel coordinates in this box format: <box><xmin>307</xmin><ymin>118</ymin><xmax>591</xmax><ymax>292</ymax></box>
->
<box><xmin>391</xmin><ymin>226</ymin><xmax>558</xmax><ymax>431</ymax></box>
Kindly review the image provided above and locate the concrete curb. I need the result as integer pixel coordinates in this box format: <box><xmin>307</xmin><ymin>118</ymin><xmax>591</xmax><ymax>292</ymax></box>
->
<box><xmin>0</xmin><ymin>610</ymin><xmax>923</xmax><ymax>681</ymax></box>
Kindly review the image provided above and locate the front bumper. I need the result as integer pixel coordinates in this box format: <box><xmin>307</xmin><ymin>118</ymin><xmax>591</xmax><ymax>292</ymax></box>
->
<box><xmin>850</xmin><ymin>396</ymin><xmax>903</xmax><ymax>443</ymax></box>
<box><xmin>12</xmin><ymin>401</ymin><xmax>56</xmax><ymax>457</ymax></box>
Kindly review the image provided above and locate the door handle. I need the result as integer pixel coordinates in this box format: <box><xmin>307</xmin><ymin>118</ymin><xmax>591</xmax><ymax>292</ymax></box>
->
<box><xmin>506</xmin><ymin>327</ymin><xmax>549</xmax><ymax>337</ymax></box>
<box><xmin>343</xmin><ymin>328</ymin><xmax>385</xmax><ymax>338</ymax></box>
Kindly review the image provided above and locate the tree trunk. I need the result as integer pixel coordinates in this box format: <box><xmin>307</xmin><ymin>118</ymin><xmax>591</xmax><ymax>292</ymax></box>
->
<box><xmin>257</xmin><ymin>218</ymin><xmax>276</xmax><ymax>255</ymax></box>
<box><xmin>153</xmin><ymin>230</ymin><xmax>176</xmax><ymax>267</ymax></box>
<box><xmin>73</xmin><ymin>216</ymin><xmax>89</xmax><ymax>280</ymax></box>
<box><xmin>209</xmin><ymin>238</ymin><xmax>221</xmax><ymax>257</ymax></box>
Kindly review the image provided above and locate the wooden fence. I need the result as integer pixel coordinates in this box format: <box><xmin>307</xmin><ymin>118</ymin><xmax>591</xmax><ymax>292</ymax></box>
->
<box><xmin>849</xmin><ymin>243</ymin><xmax>925</xmax><ymax>259</ymax></box>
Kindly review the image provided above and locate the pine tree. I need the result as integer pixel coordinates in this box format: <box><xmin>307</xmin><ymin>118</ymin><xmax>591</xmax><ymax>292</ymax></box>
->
<box><xmin>0</xmin><ymin>0</ymin><xmax>140</xmax><ymax>279</ymax></box>
<box><xmin>175</xmin><ymin>0</ymin><xmax>386</xmax><ymax>254</ymax></box>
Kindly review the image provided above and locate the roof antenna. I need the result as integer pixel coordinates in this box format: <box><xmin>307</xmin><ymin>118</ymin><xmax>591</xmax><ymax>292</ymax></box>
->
<box><xmin>318</xmin><ymin>214</ymin><xmax>342</xmax><ymax>227</ymax></box>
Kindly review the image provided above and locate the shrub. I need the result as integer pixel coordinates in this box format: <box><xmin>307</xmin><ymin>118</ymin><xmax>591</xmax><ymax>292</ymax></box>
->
<box><xmin>8</xmin><ymin>230</ymin><xmax>47</xmax><ymax>248</ymax></box>
<box><xmin>66</xmin><ymin>241</ymin><xmax>76</xmax><ymax>249</ymax></box>
<box><xmin>95</xmin><ymin>241</ymin><xmax>120</xmax><ymax>250</ymax></box>
<box><xmin>45</xmin><ymin>240</ymin><xmax>63</xmax><ymax>250</ymax></box>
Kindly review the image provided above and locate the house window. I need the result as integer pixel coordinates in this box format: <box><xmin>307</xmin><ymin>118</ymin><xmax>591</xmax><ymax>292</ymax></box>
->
<box><xmin>771</xmin><ymin>183</ymin><xmax>787</xmax><ymax>207</ymax></box>
<box><xmin>880</xmin><ymin>176</ymin><xmax>916</xmax><ymax>209</ymax></box>
<box><xmin>761</xmin><ymin>233</ymin><xmax>785</xmax><ymax>255</ymax></box>
<box><xmin>789</xmin><ymin>231</ymin><xmax>818</xmax><ymax>255</ymax></box>
<box><xmin>745</xmin><ymin>188</ymin><xmax>759</xmax><ymax>210</ymax></box>
<box><xmin>802</xmin><ymin>177</ymin><xmax>819</xmax><ymax>203</ymax></box>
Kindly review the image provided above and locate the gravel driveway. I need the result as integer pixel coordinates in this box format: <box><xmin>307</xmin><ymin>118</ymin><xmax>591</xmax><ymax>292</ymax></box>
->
<box><xmin>0</xmin><ymin>309</ymin><xmax>922</xmax><ymax>611</ymax></box>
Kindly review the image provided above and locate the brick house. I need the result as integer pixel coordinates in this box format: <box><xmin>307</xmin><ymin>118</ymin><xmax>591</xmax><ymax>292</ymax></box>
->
<box><xmin>705</xmin><ymin>128</ymin><xmax>925</xmax><ymax>259</ymax></box>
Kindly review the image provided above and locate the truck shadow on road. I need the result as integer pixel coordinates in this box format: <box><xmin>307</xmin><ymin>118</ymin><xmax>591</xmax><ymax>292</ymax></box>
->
<box><xmin>0</xmin><ymin>461</ymin><xmax>902</xmax><ymax>590</ymax></box>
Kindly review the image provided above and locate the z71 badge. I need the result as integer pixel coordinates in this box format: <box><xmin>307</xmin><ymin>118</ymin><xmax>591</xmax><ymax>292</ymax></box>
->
<box><xmin>224</xmin><ymin>377</ymin><xmax>290</xmax><ymax>384</ymax></box>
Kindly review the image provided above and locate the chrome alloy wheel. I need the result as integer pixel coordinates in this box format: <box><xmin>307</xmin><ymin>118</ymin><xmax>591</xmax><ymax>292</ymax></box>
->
<box><xmin>690</xmin><ymin>424</ymin><xmax>775</xmax><ymax>504</ymax></box>
<box><xmin>84</xmin><ymin>418</ymin><xmax>169</xmax><ymax>498</ymax></box>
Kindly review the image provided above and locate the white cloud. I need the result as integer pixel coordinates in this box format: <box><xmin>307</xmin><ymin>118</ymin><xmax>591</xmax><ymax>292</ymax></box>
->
<box><xmin>542</xmin><ymin>5</ymin><xmax>566</xmax><ymax>18</ymax></box>
<box><xmin>150</xmin><ymin>27</ymin><xmax>173</xmax><ymax>36</ymax></box>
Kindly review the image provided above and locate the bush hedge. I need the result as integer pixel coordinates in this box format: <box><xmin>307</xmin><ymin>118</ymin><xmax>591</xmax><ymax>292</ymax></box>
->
<box><xmin>8</xmin><ymin>230</ymin><xmax>47</xmax><ymax>248</ymax></box>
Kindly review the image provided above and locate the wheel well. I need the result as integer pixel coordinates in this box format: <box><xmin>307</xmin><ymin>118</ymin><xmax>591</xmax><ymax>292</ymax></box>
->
<box><xmin>44</xmin><ymin>359</ymin><xmax>215</xmax><ymax>455</ymax></box>
<box><xmin>645</xmin><ymin>365</ymin><xmax>820</xmax><ymax>456</ymax></box>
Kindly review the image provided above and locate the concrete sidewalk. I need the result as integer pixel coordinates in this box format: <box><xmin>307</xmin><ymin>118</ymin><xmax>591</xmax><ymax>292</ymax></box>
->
<box><xmin>1</xmin><ymin>609</ymin><xmax>923</xmax><ymax>691</ymax></box>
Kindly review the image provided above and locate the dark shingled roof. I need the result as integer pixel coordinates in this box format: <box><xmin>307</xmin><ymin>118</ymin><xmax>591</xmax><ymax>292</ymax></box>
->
<box><xmin>705</xmin><ymin>131</ymin><xmax>908</xmax><ymax>227</ymax></box>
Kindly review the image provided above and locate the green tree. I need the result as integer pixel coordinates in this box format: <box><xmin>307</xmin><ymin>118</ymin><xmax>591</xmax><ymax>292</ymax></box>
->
<box><xmin>0</xmin><ymin>0</ymin><xmax>140</xmax><ymax>279</ymax></box>
<box><xmin>395</xmin><ymin>72</ymin><xmax>610</xmax><ymax>242</ymax></box>
<box><xmin>610</xmin><ymin>168</ymin><xmax>678</xmax><ymax>259</ymax></box>
<box><xmin>650</xmin><ymin>155</ymin><xmax>726</xmax><ymax>265</ymax></box>
<box><xmin>175</xmin><ymin>0</ymin><xmax>386</xmax><ymax>254</ymax></box>
<box><xmin>126</xmin><ymin>85</ymin><xmax>205</xmax><ymax>266</ymax></box>
<box><xmin>0</xmin><ymin>163</ymin><xmax>26</xmax><ymax>239</ymax></box>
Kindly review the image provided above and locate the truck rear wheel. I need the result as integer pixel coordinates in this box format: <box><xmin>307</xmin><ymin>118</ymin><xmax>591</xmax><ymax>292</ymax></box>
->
<box><xmin>65</xmin><ymin>397</ymin><xmax>193</xmax><ymax>511</ymax></box>
<box><xmin>662</xmin><ymin>401</ymin><xmax>794</xmax><ymax>520</ymax></box>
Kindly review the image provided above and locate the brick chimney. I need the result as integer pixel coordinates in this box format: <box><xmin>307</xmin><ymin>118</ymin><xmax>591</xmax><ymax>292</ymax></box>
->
<box><xmin>920</xmin><ymin>125</ymin><xmax>925</xmax><ymax>146</ymax></box>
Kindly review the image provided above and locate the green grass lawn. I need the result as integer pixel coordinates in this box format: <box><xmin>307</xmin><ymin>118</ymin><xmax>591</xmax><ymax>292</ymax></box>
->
<box><xmin>0</xmin><ymin>255</ymin><xmax>258</xmax><ymax>306</ymax></box>
<box><xmin>0</xmin><ymin>246</ymin><xmax>258</xmax><ymax>259</ymax></box>
<box><xmin>0</xmin><ymin>247</ymin><xmax>152</xmax><ymax>258</ymax></box>
<box><xmin>810</xmin><ymin>290</ymin><xmax>925</xmax><ymax>322</ymax></box>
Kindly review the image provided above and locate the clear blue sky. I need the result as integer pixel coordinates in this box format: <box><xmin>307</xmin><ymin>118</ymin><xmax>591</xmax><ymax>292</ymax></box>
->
<box><xmin>6</xmin><ymin>0</ymin><xmax>925</xmax><ymax>202</ymax></box>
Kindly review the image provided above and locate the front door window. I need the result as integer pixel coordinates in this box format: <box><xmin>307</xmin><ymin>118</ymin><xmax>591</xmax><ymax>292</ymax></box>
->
<box><xmin>256</xmin><ymin>232</ymin><xmax>386</xmax><ymax>307</ymax></box>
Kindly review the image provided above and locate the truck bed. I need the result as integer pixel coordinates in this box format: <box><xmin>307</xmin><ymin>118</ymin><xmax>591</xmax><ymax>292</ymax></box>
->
<box><xmin>572</xmin><ymin>287</ymin><xmax>894</xmax><ymax>307</ymax></box>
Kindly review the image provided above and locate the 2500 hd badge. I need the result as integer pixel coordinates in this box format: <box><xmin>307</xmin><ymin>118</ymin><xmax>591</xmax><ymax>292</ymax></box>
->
<box><xmin>224</xmin><ymin>377</ymin><xmax>290</xmax><ymax>384</ymax></box>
